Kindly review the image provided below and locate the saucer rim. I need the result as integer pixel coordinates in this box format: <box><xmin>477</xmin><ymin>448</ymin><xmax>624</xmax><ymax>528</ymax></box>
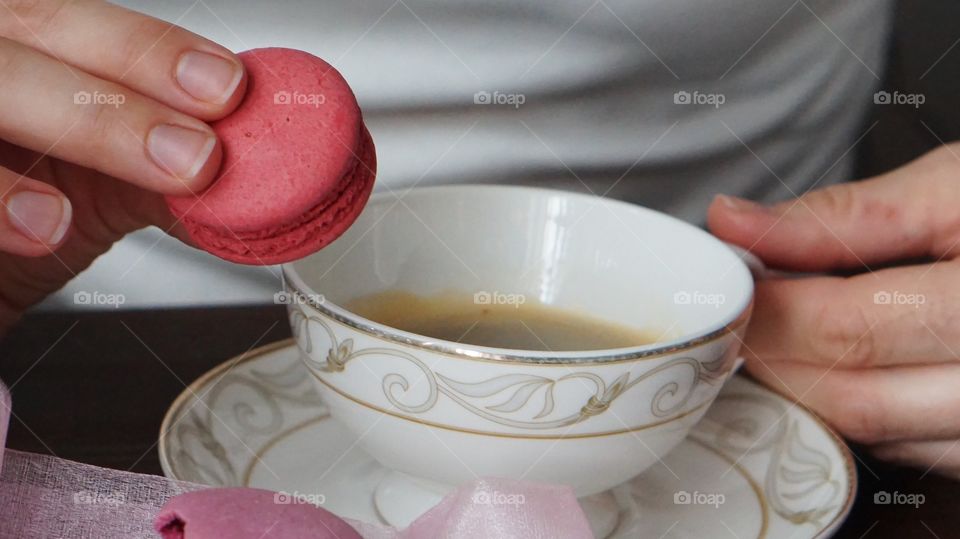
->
<box><xmin>157</xmin><ymin>338</ymin><xmax>296</xmax><ymax>480</ymax></box>
<box><xmin>158</xmin><ymin>338</ymin><xmax>858</xmax><ymax>537</ymax></box>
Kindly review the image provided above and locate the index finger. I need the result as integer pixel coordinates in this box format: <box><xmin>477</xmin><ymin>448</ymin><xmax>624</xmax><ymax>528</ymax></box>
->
<box><xmin>708</xmin><ymin>145</ymin><xmax>960</xmax><ymax>272</ymax></box>
<box><xmin>0</xmin><ymin>0</ymin><xmax>246</xmax><ymax>120</ymax></box>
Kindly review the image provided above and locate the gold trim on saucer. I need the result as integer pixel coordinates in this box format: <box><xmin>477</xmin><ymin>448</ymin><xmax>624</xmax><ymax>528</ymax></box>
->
<box><xmin>690</xmin><ymin>381</ymin><xmax>857</xmax><ymax>538</ymax></box>
<box><xmin>158</xmin><ymin>339</ymin><xmax>297</xmax><ymax>480</ymax></box>
<box><xmin>690</xmin><ymin>438</ymin><xmax>770</xmax><ymax>539</ymax></box>
<box><xmin>241</xmin><ymin>414</ymin><xmax>329</xmax><ymax>486</ymax></box>
<box><xmin>776</xmin><ymin>391</ymin><xmax>858</xmax><ymax>538</ymax></box>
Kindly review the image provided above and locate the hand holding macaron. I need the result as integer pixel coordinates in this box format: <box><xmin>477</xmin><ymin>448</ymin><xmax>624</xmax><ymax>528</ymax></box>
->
<box><xmin>0</xmin><ymin>0</ymin><xmax>244</xmax><ymax>332</ymax></box>
<box><xmin>0</xmin><ymin>2</ymin><xmax>374</xmax><ymax>334</ymax></box>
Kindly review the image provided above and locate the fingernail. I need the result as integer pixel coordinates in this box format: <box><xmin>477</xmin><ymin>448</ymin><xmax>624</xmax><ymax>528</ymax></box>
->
<box><xmin>6</xmin><ymin>191</ymin><xmax>72</xmax><ymax>244</ymax></box>
<box><xmin>176</xmin><ymin>51</ymin><xmax>243</xmax><ymax>104</ymax></box>
<box><xmin>147</xmin><ymin>124</ymin><xmax>217</xmax><ymax>180</ymax></box>
<box><xmin>716</xmin><ymin>194</ymin><xmax>772</xmax><ymax>214</ymax></box>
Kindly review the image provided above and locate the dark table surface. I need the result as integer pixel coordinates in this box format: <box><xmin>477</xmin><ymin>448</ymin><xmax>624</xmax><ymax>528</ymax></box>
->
<box><xmin>0</xmin><ymin>306</ymin><xmax>956</xmax><ymax>538</ymax></box>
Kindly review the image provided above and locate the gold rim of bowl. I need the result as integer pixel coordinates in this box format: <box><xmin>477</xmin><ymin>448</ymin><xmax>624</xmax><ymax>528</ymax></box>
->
<box><xmin>282</xmin><ymin>268</ymin><xmax>753</xmax><ymax>366</ymax></box>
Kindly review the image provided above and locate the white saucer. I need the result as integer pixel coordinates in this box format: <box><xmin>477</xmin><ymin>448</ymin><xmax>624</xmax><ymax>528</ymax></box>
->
<box><xmin>159</xmin><ymin>340</ymin><xmax>855</xmax><ymax>538</ymax></box>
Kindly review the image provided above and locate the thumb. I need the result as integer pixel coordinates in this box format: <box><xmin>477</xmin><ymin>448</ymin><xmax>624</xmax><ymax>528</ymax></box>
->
<box><xmin>707</xmin><ymin>145</ymin><xmax>960</xmax><ymax>271</ymax></box>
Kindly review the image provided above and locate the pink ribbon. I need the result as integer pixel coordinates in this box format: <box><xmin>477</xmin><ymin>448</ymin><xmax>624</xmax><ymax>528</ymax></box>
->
<box><xmin>0</xmin><ymin>379</ymin><xmax>594</xmax><ymax>538</ymax></box>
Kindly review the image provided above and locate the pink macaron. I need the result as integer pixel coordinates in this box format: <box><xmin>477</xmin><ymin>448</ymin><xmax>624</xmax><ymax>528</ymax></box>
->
<box><xmin>166</xmin><ymin>47</ymin><xmax>376</xmax><ymax>265</ymax></box>
<box><xmin>154</xmin><ymin>487</ymin><xmax>362</xmax><ymax>538</ymax></box>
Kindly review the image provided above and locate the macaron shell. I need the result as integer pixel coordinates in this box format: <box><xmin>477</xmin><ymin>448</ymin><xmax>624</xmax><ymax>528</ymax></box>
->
<box><xmin>167</xmin><ymin>47</ymin><xmax>364</xmax><ymax>232</ymax></box>
<box><xmin>182</xmin><ymin>126</ymin><xmax>375</xmax><ymax>265</ymax></box>
<box><xmin>154</xmin><ymin>487</ymin><xmax>362</xmax><ymax>539</ymax></box>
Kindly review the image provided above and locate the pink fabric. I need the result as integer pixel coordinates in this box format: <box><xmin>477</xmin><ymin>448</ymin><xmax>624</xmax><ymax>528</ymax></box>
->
<box><xmin>399</xmin><ymin>478</ymin><xmax>594</xmax><ymax>539</ymax></box>
<box><xmin>0</xmin><ymin>380</ymin><xmax>9</xmax><ymax>476</ymax></box>
<box><xmin>151</xmin><ymin>481</ymin><xmax>592</xmax><ymax>539</ymax></box>
<box><xmin>0</xmin><ymin>379</ymin><xmax>594</xmax><ymax>538</ymax></box>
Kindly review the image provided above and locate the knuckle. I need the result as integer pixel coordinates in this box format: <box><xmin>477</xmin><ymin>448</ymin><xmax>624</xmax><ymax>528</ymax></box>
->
<box><xmin>1</xmin><ymin>0</ymin><xmax>70</xmax><ymax>38</ymax></box>
<box><xmin>801</xmin><ymin>183</ymin><xmax>858</xmax><ymax>219</ymax></box>
<box><xmin>912</xmin><ymin>145</ymin><xmax>960</xmax><ymax>199</ymax></box>
<box><xmin>825</xmin><ymin>378</ymin><xmax>890</xmax><ymax>444</ymax></box>
<box><xmin>114</xmin><ymin>17</ymin><xmax>179</xmax><ymax>78</ymax></box>
<box><xmin>837</xmin><ymin>406</ymin><xmax>889</xmax><ymax>445</ymax></box>
<box><xmin>916</xmin><ymin>146</ymin><xmax>960</xmax><ymax>256</ymax></box>
<box><xmin>0</xmin><ymin>39</ymin><xmax>29</xmax><ymax>87</ymax></box>
<box><xmin>922</xmin><ymin>143</ymin><xmax>960</xmax><ymax>175</ymax></box>
<box><xmin>810</xmin><ymin>297</ymin><xmax>876</xmax><ymax>368</ymax></box>
<box><xmin>79</xmin><ymin>99</ymin><xmax>120</xmax><ymax>156</ymax></box>
<box><xmin>938</xmin><ymin>213</ymin><xmax>960</xmax><ymax>259</ymax></box>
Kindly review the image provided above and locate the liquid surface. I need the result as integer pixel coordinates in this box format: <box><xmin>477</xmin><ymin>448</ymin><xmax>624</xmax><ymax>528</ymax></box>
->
<box><xmin>344</xmin><ymin>290</ymin><xmax>659</xmax><ymax>351</ymax></box>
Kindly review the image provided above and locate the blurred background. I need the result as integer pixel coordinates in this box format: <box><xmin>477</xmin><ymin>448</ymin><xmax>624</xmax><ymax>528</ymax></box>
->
<box><xmin>35</xmin><ymin>0</ymin><xmax>941</xmax><ymax>310</ymax></box>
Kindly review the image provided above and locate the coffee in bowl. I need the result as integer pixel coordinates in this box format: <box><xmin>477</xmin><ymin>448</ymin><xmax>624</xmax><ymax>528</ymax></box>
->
<box><xmin>345</xmin><ymin>290</ymin><xmax>662</xmax><ymax>351</ymax></box>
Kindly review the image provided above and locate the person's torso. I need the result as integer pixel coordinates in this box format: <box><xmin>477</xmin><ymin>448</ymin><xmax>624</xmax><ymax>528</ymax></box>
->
<box><xmin>47</xmin><ymin>0</ymin><xmax>893</xmax><ymax>307</ymax></box>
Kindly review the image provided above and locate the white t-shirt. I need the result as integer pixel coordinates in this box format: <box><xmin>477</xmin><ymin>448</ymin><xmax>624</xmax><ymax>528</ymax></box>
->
<box><xmin>44</xmin><ymin>0</ymin><xmax>893</xmax><ymax>308</ymax></box>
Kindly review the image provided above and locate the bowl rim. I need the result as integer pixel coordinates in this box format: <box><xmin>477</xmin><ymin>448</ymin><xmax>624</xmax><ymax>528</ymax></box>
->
<box><xmin>282</xmin><ymin>184</ymin><xmax>754</xmax><ymax>364</ymax></box>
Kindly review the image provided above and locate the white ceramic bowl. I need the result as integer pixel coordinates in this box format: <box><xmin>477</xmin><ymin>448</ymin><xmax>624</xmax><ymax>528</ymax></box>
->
<box><xmin>283</xmin><ymin>185</ymin><xmax>753</xmax><ymax>522</ymax></box>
